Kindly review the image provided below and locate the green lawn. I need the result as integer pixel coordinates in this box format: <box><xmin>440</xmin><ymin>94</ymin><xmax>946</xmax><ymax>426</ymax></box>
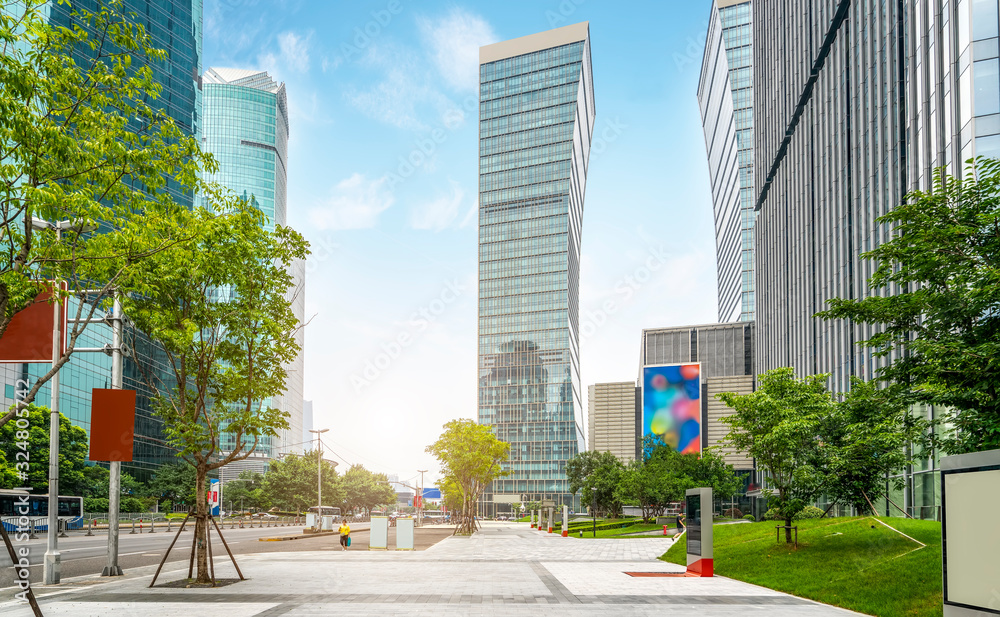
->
<box><xmin>661</xmin><ymin>516</ymin><xmax>942</xmax><ymax>617</ymax></box>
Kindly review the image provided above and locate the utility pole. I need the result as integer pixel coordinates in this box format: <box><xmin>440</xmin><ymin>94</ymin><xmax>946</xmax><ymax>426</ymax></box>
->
<box><xmin>309</xmin><ymin>429</ymin><xmax>328</xmax><ymax>527</ymax></box>
<box><xmin>102</xmin><ymin>290</ymin><xmax>124</xmax><ymax>576</ymax></box>
<box><xmin>42</xmin><ymin>239</ymin><xmax>63</xmax><ymax>585</ymax></box>
<box><xmin>417</xmin><ymin>469</ymin><xmax>427</xmax><ymax>527</ymax></box>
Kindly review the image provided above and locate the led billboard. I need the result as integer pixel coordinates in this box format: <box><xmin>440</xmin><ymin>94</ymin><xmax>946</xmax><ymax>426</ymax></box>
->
<box><xmin>642</xmin><ymin>363</ymin><xmax>701</xmax><ymax>454</ymax></box>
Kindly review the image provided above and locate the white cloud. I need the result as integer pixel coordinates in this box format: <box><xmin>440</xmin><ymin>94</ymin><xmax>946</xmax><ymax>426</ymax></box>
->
<box><xmin>418</xmin><ymin>8</ymin><xmax>498</xmax><ymax>92</ymax></box>
<box><xmin>309</xmin><ymin>173</ymin><xmax>395</xmax><ymax>230</ymax></box>
<box><xmin>410</xmin><ymin>180</ymin><xmax>466</xmax><ymax>231</ymax></box>
<box><xmin>345</xmin><ymin>65</ymin><xmax>429</xmax><ymax>131</ymax></box>
<box><xmin>259</xmin><ymin>30</ymin><xmax>313</xmax><ymax>75</ymax></box>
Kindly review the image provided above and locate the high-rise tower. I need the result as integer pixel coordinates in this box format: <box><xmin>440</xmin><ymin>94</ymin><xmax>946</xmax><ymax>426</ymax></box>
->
<box><xmin>753</xmin><ymin>0</ymin><xmax>1000</xmax><ymax>514</ymax></box>
<box><xmin>477</xmin><ymin>23</ymin><xmax>595</xmax><ymax>516</ymax></box>
<box><xmin>698</xmin><ymin>0</ymin><xmax>755</xmax><ymax>323</ymax></box>
<box><xmin>201</xmin><ymin>68</ymin><xmax>304</xmax><ymax>471</ymax></box>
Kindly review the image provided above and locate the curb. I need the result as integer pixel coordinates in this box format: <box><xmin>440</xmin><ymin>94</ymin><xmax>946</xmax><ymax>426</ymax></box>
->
<box><xmin>258</xmin><ymin>531</ymin><xmax>339</xmax><ymax>542</ymax></box>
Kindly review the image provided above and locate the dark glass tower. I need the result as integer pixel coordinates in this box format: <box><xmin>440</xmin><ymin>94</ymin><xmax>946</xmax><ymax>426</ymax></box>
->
<box><xmin>0</xmin><ymin>0</ymin><xmax>203</xmax><ymax>483</ymax></box>
<box><xmin>477</xmin><ymin>23</ymin><xmax>595</xmax><ymax>515</ymax></box>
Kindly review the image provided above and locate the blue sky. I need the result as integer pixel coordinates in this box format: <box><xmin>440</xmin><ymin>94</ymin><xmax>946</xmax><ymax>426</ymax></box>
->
<box><xmin>203</xmin><ymin>0</ymin><xmax>719</xmax><ymax>485</ymax></box>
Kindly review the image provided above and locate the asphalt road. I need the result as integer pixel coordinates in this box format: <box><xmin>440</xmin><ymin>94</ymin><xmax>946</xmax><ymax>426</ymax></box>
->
<box><xmin>0</xmin><ymin>521</ymin><xmax>459</xmax><ymax>589</ymax></box>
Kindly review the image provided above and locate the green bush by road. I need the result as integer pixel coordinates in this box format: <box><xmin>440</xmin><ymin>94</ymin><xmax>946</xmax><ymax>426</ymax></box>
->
<box><xmin>660</xmin><ymin>516</ymin><xmax>942</xmax><ymax>617</ymax></box>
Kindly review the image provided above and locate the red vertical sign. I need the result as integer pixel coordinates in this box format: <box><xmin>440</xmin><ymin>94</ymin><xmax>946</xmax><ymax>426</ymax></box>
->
<box><xmin>88</xmin><ymin>388</ymin><xmax>137</xmax><ymax>461</ymax></box>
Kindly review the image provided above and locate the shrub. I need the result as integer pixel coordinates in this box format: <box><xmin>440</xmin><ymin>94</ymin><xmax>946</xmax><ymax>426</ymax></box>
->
<box><xmin>796</xmin><ymin>505</ymin><xmax>825</xmax><ymax>519</ymax></box>
<box><xmin>723</xmin><ymin>507</ymin><xmax>743</xmax><ymax>519</ymax></box>
<box><xmin>84</xmin><ymin>497</ymin><xmax>109</xmax><ymax>513</ymax></box>
<box><xmin>743</xmin><ymin>514</ymin><xmax>755</xmax><ymax>522</ymax></box>
<box><xmin>764</xmin><ymin>505</ymin><xmax>825</xmax><ymax>521</ymax></box>
<box><xmin>121</xmin><ymin>496</ymin><xmax>147</xmax><ymax>513</ymax></box>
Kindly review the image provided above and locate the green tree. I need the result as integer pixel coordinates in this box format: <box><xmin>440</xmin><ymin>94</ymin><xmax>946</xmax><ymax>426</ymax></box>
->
<box><xmin>261</xmin><ymin>450</ymin><xmax>339</xmax><ymax>513</ymax></box>
<box><xmin>818</xmin><ymin>379</ymin><xmax>926</xmax><ymax>514</ymax></box>
<box><xmin>718</xmin><ymin>368</ymin><xmax>833</xmax><ymax>542</ymax></box>
<box><xmin>0</xmin><ymin>404</ymin><xmax>87</xmax><ymax>495</ymax></box>
<box><xmin>0</xmin><ymin>0</ymin><xmax>211</xmax><ymax>430</ymax></box>
<box><xmin>616</xmin><ymin>436</ymin><xmax>743</xmax><ymax>522</ymax></box>
<box><xmin>818</xmin><ymin>159</ymin><xmax>1000</xmax><ymax>453</ymax></box>
<box><xmin>340</xmin><ymin>464</ymin><xmax>396</xmax><ymax>515</ymax></box>
<box><xmin>223</xmin><ymin>470</ymin><xmax>270</xmax><ymax>513</ymax></box>
<box><xmin>426</xmin><ymin>419</ymin><xmax>510</xmax><ymax>535</ymax></box>
<box><xmin>565</xmin><ymin>450</ymin><xmax>625</xmax><ymax>518</ymax></box>
<box><xmin>148</xmin><ymin>462</ymin><xmax>197</xmax><ymax>510</ymax></box>
<box><xmin>123</xmin><ymin>202</ymin><xmax>307</xmax><ymax>583</ymax></box>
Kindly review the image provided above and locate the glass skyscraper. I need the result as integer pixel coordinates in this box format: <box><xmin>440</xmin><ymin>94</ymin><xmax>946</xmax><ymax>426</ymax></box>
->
<box><xmin>753</xmin><ymin>0</ymin><xmax>1000</xmax><ymax>516</ymax></box>
<box><xmin>0</xmin><ymin>0</ymin><xmax>203</xmax><ymax>482</ymax></box>
<box><xmin>698</xmin><ymin>0</ymin><xmax>755</xmax><ymax>323</ymax></box>
<box><xmin>477</xmin><ymin>23</ymin><xmax>595</xmax><ymax>516</ymax></box>
<box><xmin>201</xmin><ymin>68</ymin><xmax>304</xmax><ymax>473</ymax></box>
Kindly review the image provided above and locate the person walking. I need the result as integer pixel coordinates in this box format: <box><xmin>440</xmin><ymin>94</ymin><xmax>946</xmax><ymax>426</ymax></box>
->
<box><xmin>338</xmin><ymin>519</ymin><xmax>351</xmax><ymax>551</ymax></box>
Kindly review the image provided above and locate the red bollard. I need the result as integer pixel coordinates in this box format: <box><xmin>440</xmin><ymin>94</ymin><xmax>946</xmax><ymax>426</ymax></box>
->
<box><xmin>663</xmin><ymin>525</ymin><xmax>668</xmax><ymax>535</ymax></box>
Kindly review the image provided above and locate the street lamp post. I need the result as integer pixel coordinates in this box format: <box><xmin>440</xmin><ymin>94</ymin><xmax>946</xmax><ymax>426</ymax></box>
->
<box><xmin>309</xmin><ymin>429</ymin><xmax>329</xmax><ymax>529</ymax></box>
<box><xmin>32</xmin><ymin>217</ymin><xmax>96</xmax><ymax>586</ymax></box>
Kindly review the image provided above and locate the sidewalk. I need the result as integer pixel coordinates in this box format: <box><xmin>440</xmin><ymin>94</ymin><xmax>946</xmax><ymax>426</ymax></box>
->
<box><xmin>0</xmin><ymin>522</ymin><xmax>863</xmax><ymax>616</ymax></box>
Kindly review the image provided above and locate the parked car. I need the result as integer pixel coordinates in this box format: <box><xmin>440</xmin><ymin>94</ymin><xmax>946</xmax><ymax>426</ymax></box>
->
<box><xmin>251</xmin><ymin>512</ymin><xmax>278</xmax><ymax>519</ymax></box>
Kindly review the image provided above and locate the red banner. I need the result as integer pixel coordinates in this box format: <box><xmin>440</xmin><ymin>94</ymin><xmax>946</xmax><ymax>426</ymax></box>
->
<box><xmin>88</xmin><ymin>388</ymin><xmax>136</xmax><ymax>461</ymax></box>
<box><xmin>0</xmin><ymin>286</ymin><xmax>67</xmax><ymax>363</ymax></box>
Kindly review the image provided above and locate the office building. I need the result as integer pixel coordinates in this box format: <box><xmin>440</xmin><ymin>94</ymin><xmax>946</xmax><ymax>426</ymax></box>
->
<box><xmin>752</xmin><ymin>1</ymin><xmax>1000</xmax><ymax>516</ymax></box>
<box><xmin>587</xmin><ymin>382</ymin><xmax>639</xmax><ymax>462</ymax></box>
<box><xmin>201</xmin><ymin>67</ymin><xmax>304</xmax><ymax>462</ymax></box>
<box><xmin>698</xmin><ymin>0</ymin><xmax>755</xmax><ymax>323</ymax></box>
<box><xmin>0</xmin><ymin>0</ymin><xmax>203</xmax><ymax>482</ymax></box>
<box><xmin>302</xmin><ymin>400</ymin><xmax>314</xmax><ymax>447</ymax></box>
<box><xmin>477</xmin><ymin>22</ymin><xmax>595</xmax><ymax>516</ymax></box>
<box><xmin>639</xmin><ymin>322</ymin><xmax>754</xmax><ymax>471</ymax></box>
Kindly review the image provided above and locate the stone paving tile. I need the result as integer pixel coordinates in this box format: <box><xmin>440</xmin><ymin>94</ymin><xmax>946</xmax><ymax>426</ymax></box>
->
<box><xmin>0</xmin><ymin>522</ymin><xmax>864</xmax><ymax>616</ymax></box>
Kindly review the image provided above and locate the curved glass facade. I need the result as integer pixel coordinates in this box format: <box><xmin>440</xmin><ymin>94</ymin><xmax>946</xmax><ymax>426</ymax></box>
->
<box><xmin>201</xmin><ymin>68</ymin><xmax>302</xmax><ymax>466</ymax></box>
<box><xmin>478</xmin><ymin>24</ymin><xmax>595</xmax><ymax>515</ymax></box>
<box><xmin>698</xmin><ymin>0</ymin><xmax>755</xmax><ymax>323</ymax></box>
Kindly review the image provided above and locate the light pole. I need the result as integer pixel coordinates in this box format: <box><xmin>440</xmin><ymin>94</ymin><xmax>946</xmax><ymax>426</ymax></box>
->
<box><xmin>417</xmin><ymin>469</ymin><xmax>427</xmax><ymax>527</ymax></box>
<box><xmin>31</xmin><ymin>217</ymin><xmax>95</xmax><ymax>586</ymax></box>
<box><xmin>309</xmin><ymin>429</ymin><xmax>329</xmax><ymax>527</ymax></box>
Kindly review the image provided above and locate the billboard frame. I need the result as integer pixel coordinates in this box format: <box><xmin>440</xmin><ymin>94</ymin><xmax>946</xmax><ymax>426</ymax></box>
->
<box><xmin>641</xmin><ymin>362</ymin><xmax>703</xmax><ymax>456</ymax></box>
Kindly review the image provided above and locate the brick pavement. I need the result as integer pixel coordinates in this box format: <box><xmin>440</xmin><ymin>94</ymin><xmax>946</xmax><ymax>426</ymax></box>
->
<box><xmin>0</xmin><ymin>522</ymin><xmax>863</xmax><ymax>616</ymax></box>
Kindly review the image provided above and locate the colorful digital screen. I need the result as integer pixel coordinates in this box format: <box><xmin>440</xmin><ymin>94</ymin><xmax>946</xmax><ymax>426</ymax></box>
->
<box><xmin>642</xmin><ymin>364</ymin><xmax>701</xmax><ymax>454</ymax></box>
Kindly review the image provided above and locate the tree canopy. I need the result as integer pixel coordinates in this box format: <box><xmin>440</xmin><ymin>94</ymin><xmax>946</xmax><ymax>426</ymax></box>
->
<box><xmin>565</xmin><ymin>450</ymin><xmax>624</xmax><ymax>518</ymax></box>
<box><xmin>260</xmin><ymin>450</ymin><xmax>339</xmax><ymax>514</ymax></box>
<box><xmin>426</xmin><ymin>419</ymin><xmax>509</xmax><ymax>535</ymax></box>
<box><xmin>0</xmin><ymin>405</ymin><xmax>87</xmax><ymax>495</ymax></box>
<box><xmin>818</xmin><ymin>158</ymin><xmax>1000</xmax><ymax>453</ymax></box>
<box><xmin>123</xmin><ymin>199</ymin><xmax>308</xmax><ymax>582</ymax></box>
<box><xmin>0</xmin><ymin>0</ymin><xmax>212</xmax><ymax>430</ymax></box>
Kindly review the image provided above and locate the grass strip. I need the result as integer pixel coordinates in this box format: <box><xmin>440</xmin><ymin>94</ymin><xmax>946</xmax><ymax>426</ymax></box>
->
<box><xmin>660</xmin><ymin>516</ymin><xmax>942</xmax><ymax>617</ymax></box>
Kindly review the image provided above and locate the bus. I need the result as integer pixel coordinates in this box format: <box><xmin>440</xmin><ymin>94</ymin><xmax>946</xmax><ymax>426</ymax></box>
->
<box><xmin>0</xmin><ymin>489</ymin><xmax>84</xmax><ymax>531</ymax></box>
<box><xmin>422</xmin><ymin>509</ymin><xmax>447</xmax><ymax>522</ymax></box>
<box><xmin>306</xmin><ymin>506</ymin><xmax>342</xmax><ymax>517</ymax></box>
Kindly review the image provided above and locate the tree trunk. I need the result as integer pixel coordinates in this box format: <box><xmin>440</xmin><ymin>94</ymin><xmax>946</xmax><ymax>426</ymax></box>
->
<box><xmin>784</xmin><ymin>516</ymin><xmax>793</xmax><ymax>544</ymax></box>
<box><xmin>193</xmin><ymin>467</ymin><xmax>211</xmax><ymax>583</ymax></box>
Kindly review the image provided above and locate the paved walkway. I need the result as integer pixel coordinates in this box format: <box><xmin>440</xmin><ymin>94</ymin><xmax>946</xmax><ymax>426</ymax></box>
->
<box><xmin>0</xmin><ymin>522</ymin><xmax>862</xmax><ymax>616</ymax></box>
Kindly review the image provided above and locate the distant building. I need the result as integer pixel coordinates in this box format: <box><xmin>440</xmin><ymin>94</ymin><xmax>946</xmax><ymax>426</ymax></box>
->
<box><xmin>639</xmin><ymin>322</ymin><xmax>754</xmax><ymax>471</ymax></box>
<box><xmin>587</xmin><ymin>382</ymin><xmax>639</xmax><ymax>462</ymax></box>
<box><xmin>698</xmin><ymin>0</ymin><xmax>755</xmax><ymax>323</ymax></box>
<box><xmin>477</xmin><ymin>22</ymin><xmax>596</xmax><ymax>516</ymax></box>
<box><xmin>202</xmin><ymin>68</ymin><xmax>304</xmax><ymax>461</ymax></box>
<box><xmin>302</xmin><ymin>400</ymin><xmax>314</xmax><ymax>447</ymax></box>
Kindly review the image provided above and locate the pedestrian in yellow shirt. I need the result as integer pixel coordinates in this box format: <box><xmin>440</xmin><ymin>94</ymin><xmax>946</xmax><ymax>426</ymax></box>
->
<box><xmin>339</xmin><ymin>519</ymin><xmax>351</xmax><ymax>550</ymax></box>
